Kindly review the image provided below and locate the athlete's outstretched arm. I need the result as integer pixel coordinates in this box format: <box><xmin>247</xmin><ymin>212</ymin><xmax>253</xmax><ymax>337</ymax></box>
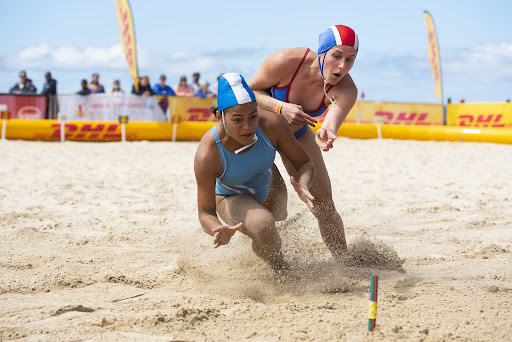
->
<box><xmin>262</xmin><ymin>113</ymin><xmax>316</xmax><ymax>214</ymax></box>
<box><xmin>316</xmin><ymin>74</ymin><xmax>358</xmax><ymax>151</ymax></box>
<box><xmin>194</xmin><ymin>139</ymin><xmax>241</xmax><ymax>247</ymax></box>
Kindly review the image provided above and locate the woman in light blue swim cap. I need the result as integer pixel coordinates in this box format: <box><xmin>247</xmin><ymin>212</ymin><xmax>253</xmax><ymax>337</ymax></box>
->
<box><xmin>249</xmin><ymin>25</ymin><xmax>359</xmax><ymax>259</ymax></box>
<box><xmin>194</xmin><ymin>73</ymin><xmax>316</xmax><ymax>272</ymax></box>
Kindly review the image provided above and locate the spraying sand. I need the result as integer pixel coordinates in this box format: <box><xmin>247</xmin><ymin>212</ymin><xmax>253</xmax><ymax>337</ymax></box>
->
<box><xmin>1</xmin><ymin>138</ymin><xmax>511</xmax><ymax>341</ymax></box>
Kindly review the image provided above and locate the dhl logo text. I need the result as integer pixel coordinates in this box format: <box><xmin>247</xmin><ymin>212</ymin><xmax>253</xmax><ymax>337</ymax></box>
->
<box><xmin>48</xmin><ymin>123</ymin><xmax>123</xmax><ymax>139</ymax></box>
<box><xmin>183</xmin><ymin>108</ymin><xmax>216</xmax><ymax>121</ymax></box>
<box><xmin>458</xmin><ymin>114</ymin><xmax>509</xmax><ymax>127</ymax></box>
<box><xmin>375</xmin><ymin>112</ymin><xmax>432</xmax><ymax>125</ymax></box>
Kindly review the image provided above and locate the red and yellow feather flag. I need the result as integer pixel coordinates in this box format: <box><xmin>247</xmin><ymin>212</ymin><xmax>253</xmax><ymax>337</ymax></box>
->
<box><xmin>115</xmin><ymin>0</ymin><xmax>139</xmax><ymax>91</ymax></box>
<box><xmin>423</xmin><ymin>11</ymin><xmax>443</xmax><ymax>99</ymax></box>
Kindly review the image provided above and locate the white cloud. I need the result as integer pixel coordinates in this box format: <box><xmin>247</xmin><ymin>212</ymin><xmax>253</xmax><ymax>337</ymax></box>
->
<box><xmin>4</xmin><ymin>42</ymin><xmax>127</xmax><ymax>69</ymax></box>
<box><xmin>443</xmin><ymin>43</ymin><xmax>512</xmax><ymax>79</ymax></box>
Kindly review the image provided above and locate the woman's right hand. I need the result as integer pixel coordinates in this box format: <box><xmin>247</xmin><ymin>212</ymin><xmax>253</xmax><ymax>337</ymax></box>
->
<box><xmin>281</xmin><ymin>102</ymin><xmax>317</xmax><ymax>127</ymax></box>
<box><xmin>290</xmin><ymin>176</ymin><xmax>316</xmax><ymax>215</ymax></box>
<box><xmin>211</xmin><ymin>223</ymin><xmax>243</xmax><ymax>248</ymax></box>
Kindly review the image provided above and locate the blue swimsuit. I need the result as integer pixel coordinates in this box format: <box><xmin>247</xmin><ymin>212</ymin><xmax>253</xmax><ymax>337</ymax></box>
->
<box><xmin>213</xmin><ymin>124</ymin><xmax>276</xmax><ymax>203</ymax></box>
<box><xmin>271</xmin><ymin>48</ymin><xmax>333</xmax><ymax>139</ymax></box>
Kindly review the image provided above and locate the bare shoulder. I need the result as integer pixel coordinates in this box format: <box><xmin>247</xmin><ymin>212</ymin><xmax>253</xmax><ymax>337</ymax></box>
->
<box><xmin>266</xmin><ymin>47</ymin><xmax>310</xmax><ymax>70</ymax></box>
<box><xmin>194</xmin><ymin>128</ymin><xmax>221</xmax><ymax>175</ymax></box>
<box><xmin>251</xmin><ymin>47</ymin><xmax>312</xmax><ymax>90</ymax></box>
<box><xmin>258</xmin><ymin>109</ymin><xmax>290</xmax><ymax>145</ymax></box>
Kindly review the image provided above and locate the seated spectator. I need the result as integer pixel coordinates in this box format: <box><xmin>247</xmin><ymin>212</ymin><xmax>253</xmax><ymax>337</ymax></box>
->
<box><xmin>153</xmin><ymin>74</ymin><xmax>176</xmax><ymax>96</ymax></box>
<box><xmin>88</xmin><ymin>73</ymin><xmax>105</xmax><ymax>93</ymax></box>
<box><xmin>77</xmin><ymin>79</ymin><xmax>91</xmax><ymax>95</ymax></box>
<box><xmin>174</xmin><ymin>75</ymin><xmax>194</xmax><ymax>97</ymax></box>
<box><xmin>112</xmin><ymin>80</ymin><xmax>124</xmax><ymax>93</ymax></box>
<box><xmin>195</xmin><ymin>80</ymin><xmax>215</xmax><ymax>99</ymax></box>
<box><xmin>190</xmin><ymin>72</ymin><xmax>201</xmax><ymax>93</ymax></box>
<box><xmin>131</xmin><ymin>76</ymin><xmax>154</xmax><ymax>96</ymax></box>
<box><xmin>9</xmin><ymin>70</ymin><xmax>37</xmax><ymax>94</ymax></box>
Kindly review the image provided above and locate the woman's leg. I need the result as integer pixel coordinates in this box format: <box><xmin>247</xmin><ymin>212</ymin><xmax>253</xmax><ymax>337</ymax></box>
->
<box><xmin>216</xmin><ymin>195</ymin><xmax>288</xmax><ymax>270</ymax></box>
<box><xmin>280</xmin><ymin>127</ymin><xmax>347</xmax><ymax>258</ymax></box>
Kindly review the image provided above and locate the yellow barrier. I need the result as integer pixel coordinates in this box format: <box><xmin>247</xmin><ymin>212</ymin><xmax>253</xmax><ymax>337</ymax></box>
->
<box><xmin>0</xmin><ymin>119</ymin><xmax>174</xmax><ymax>141</ymax></box>
<box><xmin>1</xmin><ymin>119</ymin><xmax>511</xmax><ymax>145</ymax></box>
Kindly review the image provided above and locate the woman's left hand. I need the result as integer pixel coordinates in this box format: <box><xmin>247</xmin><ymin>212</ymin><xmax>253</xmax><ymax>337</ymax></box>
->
<box><xmin>212</xmin><ymin>223</ymin><xmax>242</xmax><ymax>248</ymax></box>
<box><xmin>290</xmin><ymin>176</ymin><xmax>316</xmax><ymax>215</ymax></box>
<box><xmin>315</xmin><ymin>128</ymin><xmax>337</xmax><ymax>152</ymax></box>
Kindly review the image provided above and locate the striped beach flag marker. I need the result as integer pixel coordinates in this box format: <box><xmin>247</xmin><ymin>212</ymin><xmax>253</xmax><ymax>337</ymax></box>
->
<box><xmin>119</xmin><ymin>115</ymin><xmax>129</xmax><ymax>142</ymax></box>
<box><xmin>368</xmin><ymin>275</ymin><xmax>378</xmax><ymax>332</ymax></box>
<box><xmin>0</xmin><ymin>107</ymin><xmax>10</xmax><ymax>140</ymax></box>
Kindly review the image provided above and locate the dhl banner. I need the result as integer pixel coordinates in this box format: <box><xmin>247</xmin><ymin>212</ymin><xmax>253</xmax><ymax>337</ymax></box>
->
<box><xmin>424</xmin><ymin>11</ymin><xmax>443</xmax><ymax>99</ymax></box>
<box><xmin>57</xmin><ymin>94</ymin><xmax>166</xmax><ymax>122</ymax></box>
<box><xmin>447</xmin><ymin>103</ymin><xmax>512</xmax><ymax>128</ymax></box>
<box><xmin>115</xmin><ymin>0</ymin><xmax>139</xmax><ymax>91</ymax></box>
<box><xmin>166</xmin><ymin>98</ymin><xmax>443</xmax><ymax>126</ymax></box>
<box><xmin>168</xmin><ymin>96</ymin><xmax>217</xmax><ymax>121</ymax></box>
<box><xmin>344</xmin><ymin>101</ymin><xmax>443</xmax><ymax>125</ymax></box>
<box><xmin>0</xmin><ymin>94</ymin><xmax>46</xmax><ymax>119</ymax></box>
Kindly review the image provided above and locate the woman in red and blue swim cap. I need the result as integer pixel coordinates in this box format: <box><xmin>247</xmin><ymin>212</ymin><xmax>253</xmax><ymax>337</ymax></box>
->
<box><xmin>249</xmin><ymin>25</ymin><xmax>359</xmax><ymax>258</ymax></box>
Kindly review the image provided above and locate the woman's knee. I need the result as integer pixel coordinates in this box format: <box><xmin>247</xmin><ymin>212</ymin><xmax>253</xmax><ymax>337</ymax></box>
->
<box><xmin>246</xmin><ymin>212</ymin><xmax>278</xmax><ymax>244</ymax></box>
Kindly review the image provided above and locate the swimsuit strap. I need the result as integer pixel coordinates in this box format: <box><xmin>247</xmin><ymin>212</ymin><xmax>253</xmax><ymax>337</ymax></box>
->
<box><xmin>285</xmin><ymin>48</ymin><xmax>310</xmax><ymax>102</ymax></box>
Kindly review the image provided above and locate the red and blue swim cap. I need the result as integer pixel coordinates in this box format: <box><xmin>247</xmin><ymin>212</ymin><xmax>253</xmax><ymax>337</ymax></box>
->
<box><xmin>318</xmin><ymin>25</ymin><xmax>359</xmax><ymax>78</ymax></box>
<box><xmin>318</xmin><ymin>25</ymin><xmax>359</xmax><ymax>54</ymax></box>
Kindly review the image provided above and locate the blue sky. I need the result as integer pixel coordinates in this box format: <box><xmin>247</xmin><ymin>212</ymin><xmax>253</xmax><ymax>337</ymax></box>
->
<box><xmin>1</xmin><ymin>0</ymin><xmax>511</xmax><ymax>103</ymax></box>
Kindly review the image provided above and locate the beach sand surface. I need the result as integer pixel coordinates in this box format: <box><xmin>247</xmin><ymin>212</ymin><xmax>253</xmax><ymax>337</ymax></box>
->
<box><xmin>1</xmin><ymin>138</ymin><xmax>511</xmax><ymax>341</ymax></box>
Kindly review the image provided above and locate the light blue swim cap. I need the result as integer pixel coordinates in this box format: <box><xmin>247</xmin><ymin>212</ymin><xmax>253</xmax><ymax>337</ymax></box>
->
<box><xmin>217</xmin><ymin>73</ymin><xmax>256</xmax><ymax>111</ymax></box>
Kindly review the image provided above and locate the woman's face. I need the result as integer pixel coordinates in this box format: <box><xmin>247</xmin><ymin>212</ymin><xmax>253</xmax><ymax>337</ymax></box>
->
<box><xmin>220</xmin><ymin>102</ymin><xmax>259</xmax><ymax>145</ymax></box>
<box><xmin>321</xmin><ymin>46</ymin><xmax>356</xmax><ymax>84</ymax></box>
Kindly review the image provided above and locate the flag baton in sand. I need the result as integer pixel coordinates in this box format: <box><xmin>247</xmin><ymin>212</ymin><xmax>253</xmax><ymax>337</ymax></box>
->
<box><xmin>368</xmin><ymin>274</ymin><xmax>378</xmax><ymax>332</ymax></box>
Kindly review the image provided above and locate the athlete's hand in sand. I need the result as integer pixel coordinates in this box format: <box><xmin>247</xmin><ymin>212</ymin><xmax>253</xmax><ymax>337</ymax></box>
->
<box><xmin>212</xmin><ymin>223</ymin><xmax>243</xmax><ymax>248</ymax></box>
<box><xmin>290</xmin><ymin>176</ymin><xmax>316</xmax><ymax>215</ymax></box>
<box><xmin>281</xmin><ymin>102</ymin><xmax>317</xmax><ymax>127</ymax></box>
<box><xmin>315</xmin><ymin>128</ymin><xmax>336</xmax><ymax>151</ymax></box>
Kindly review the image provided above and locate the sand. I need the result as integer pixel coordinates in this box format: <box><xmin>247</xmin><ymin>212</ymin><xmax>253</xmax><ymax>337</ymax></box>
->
<box><xmin>1</xmin><ymin>137</ymin><xmax>511</xmax><ymax>341</ymax></box>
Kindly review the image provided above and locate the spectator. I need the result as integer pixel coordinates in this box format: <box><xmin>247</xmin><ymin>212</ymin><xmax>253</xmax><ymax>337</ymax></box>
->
<box><xmin>88</xmin><ymin>73</ymin><xmax>105</xmax><ymax>93</ymax></box>
<box><xmin>211</xmin><ymin>73</ymin><xmax>223</xmax><ymax>96</ymax></box>
<box><xmin>195</xmin><ymin>80</ymin><xmax>215</xmax><ymax>99</ymax></box>
<box><xmin>153</xmin><ymin>74</ymin><xmax>176</xmax><ymax>96</ymax></box>
<box><xmin>77</xmin><ymin>79</ymin><xmax>91</xmax><ymax>95</ymax></box>
<box><xmin>41</xmin><ymin>71</ymin><xmax>58</xmax><ymax>119</ymax></box>
<box><xmin>506</xmin><ymin>99</ymin><xmax>510</xmax><ymax>103</ymax></box>
<box><xmin>190</xmin><ymin>72</ymin><xmax>201</xmax><ymax>92</ymax></box>
<box><xmin>174</xmin><ymin>75</ymin><xmax>194</xmax><ymax>97</ymax></box>
<box><xmin>41</xmin><ymin>71</ymin><xmax>57</xmax><ymax>96</ymax></box>
<box><xmin>131</xmin><ymin>76</ymin><xmax>154</xmax><ymax>96</ymax></box>
<box><xmin>9</xmin><ymin>70</ymin><xmax>37</xmax><ymax>94</ymax></box>
<box><xmin>112</xmin><ymin>80</ymin><xmax>124</xmax><ymax>93</ymax></box>
<box><xmin>460</xmin><ymin>99</ymin><xmax>465</xmax><ymax>103</ymax></box>
<box><xmin>447</xmin><ymin>97</ymin><xmax>452</xmax><ymax>104</ymax></box>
